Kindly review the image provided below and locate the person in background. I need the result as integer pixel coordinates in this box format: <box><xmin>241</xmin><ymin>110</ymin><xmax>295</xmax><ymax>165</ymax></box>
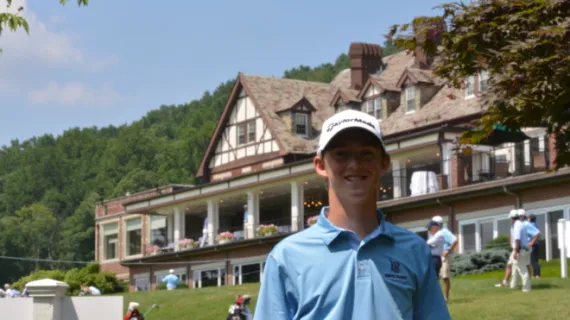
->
<box><xmin>426</xmin><ymin>221</ymin><xmax>445</xmax><ymax>286</ymax></box>
<box><xmin>510</xmin><ymin>209</ymin><xmax>531</xmax><ymax>292</ymax></box>
<box><xmin>162</xmin><ymin>269</ymin><xmax>180</xmax><ymax>291</ymax></box>
<box><xmin>495</xmin><ymin>209</ymin><xmax>518</xmax><ymax>288</ymax></box>
<box><xmin>528</xmin><ymin>213</ymin><xmax>542</xmax><ymax>278</ymax></box>
<box><xmin>254</xmin><ymin>110</ymin><xmax>450</xmax><ymax>319</ymax></box>
<box><xmin>81</xmin><ymin>285</ymin><xmax>101</xmax><ymax>296</ymax></box>
<box><xmin>517</xmin><ymin>209</ymin><xmax>540</xmax><ymax>278</ymax></box>
<box><xmin>431</xmin><ymin>215</ymin><xmax>458</xmax><ymax>303</ymax></box>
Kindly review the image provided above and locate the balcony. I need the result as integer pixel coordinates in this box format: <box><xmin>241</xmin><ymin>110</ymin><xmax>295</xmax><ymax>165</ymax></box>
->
<box><xmin>378</xmin><ymin>136</ymin><xmax>551</xmax><ymax>203</ymax></box>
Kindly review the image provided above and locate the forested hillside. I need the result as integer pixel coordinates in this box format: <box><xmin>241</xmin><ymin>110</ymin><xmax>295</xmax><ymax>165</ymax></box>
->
<box><xmin>0</xmin><ymin>44</ymin><xmax>399</xmax><ymax>284</ymax></box>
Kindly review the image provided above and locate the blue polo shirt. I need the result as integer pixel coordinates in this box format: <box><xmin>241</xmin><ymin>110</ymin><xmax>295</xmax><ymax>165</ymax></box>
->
<box><xmin>253</xmin><ymin>207</ymin><xmax>450</xmax><ymax>320</ymax></box>
<box><xmin>441</xmin><ymin>228</ymin><xmax>457</xmax><ymax>252</ymax></box>
<box><xmin>523</xmin><ymin>221</ymin><xmax>540</xmax><ymax>242</ymax></box>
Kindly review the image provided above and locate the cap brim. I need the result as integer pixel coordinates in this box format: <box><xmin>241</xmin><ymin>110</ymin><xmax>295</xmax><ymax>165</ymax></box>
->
<box><xmin>318</xmin><ymin>125</ymin><xmax>387</xmax><ymax>156</ymax></box>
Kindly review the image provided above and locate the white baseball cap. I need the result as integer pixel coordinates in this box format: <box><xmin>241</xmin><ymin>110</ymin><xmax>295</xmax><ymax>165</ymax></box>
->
<box><xmin>317</xmin><ymin>109</ymin><xmax>386</xmax><ymax>156</ymax></box>
<box><xmin>128</xmin><ymin>302</ymin><xmax>140</xmax><ymax>310</ymax></box>
<box><xmin>169</xmin><ymin>269</ymin><xmax>174</xmax><ymax>274</ymax></box>
<box><xmin>508</xmin><ymin>209</ymin><xmax>519</xmax><ymax>219</ymax></box>
<box><xmin>517</xmin><ymin>208</ymin><xmax>526</xmax><ymax>217</ymax></box>
<box><xmin>432</xmin><ymin>215</ymin><xmax>444</xmax><ymax>224</ymax></box>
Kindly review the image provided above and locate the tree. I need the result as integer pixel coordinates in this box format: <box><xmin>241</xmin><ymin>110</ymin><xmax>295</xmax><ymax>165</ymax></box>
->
<box><xmin>387</xmin><ymin>0</ymin><xmax>570</xmax><ymax>170</ymax></box>
<box><xmin>0</xmin><ymin>0</ymin><xmax>88</xmax><ymax>52</ymax></box>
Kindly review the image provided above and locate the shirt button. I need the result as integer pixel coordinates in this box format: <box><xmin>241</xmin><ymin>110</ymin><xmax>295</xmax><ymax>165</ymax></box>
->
<box><xmin>359</xmin><ymin>264</ymin><xmax>365</xmax><ymax>271</ymax></box>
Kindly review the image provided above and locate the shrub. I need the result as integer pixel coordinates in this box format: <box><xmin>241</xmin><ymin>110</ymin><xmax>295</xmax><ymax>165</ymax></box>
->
<box><xmin>10</xmin><ymin>262</ymin><xmax>122</xmax><ymax>296</ymax></box>
<box><xmin>451</xmin><ymin>248</ymin><xmax>510</xmax><ymax>276</ymax></box>
<box><xmin>484</xmin><ymin>234</ymin><xmax>511</xmax><ymax>251</ymax></box>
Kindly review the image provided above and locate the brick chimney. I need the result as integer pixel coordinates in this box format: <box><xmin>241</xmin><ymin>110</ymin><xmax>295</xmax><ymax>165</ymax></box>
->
<box><xmin>349</xmin><ymin>42</ymin><xmax>383</xmax><ymax>90</ymax></box>
<box><xmin>413</xmin><ymin>16</ymin><xmax>446</xmax><ymax>69</ymax></box>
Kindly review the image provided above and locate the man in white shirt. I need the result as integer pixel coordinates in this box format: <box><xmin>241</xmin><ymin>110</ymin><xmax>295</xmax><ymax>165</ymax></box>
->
<box><xmin>426</xmin><ymin>220</ymin><xmax>446</xmax><ymax>284</ymax></box>
<box><xmin>510</xmin><ymin>209</ymin><xmax>531</xmax><ymax>292</ymax></box>
<box><xmin>431</xmin><ymin>216</ymin><xmax>458</xmax><ymax>303</ymax></box>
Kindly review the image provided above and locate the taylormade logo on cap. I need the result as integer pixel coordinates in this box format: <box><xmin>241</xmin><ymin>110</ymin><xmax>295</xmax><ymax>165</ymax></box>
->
<box><xmin>317</xmin><ymin>109</ymin><xmax>385</xmax><ymax>155</ymax></box>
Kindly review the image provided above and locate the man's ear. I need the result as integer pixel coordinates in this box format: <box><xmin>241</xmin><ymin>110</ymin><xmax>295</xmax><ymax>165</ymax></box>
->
<box><xmin>314</xmin><ymin>155</ymin><xmax>328</xmax><ymax>178</ymax></box>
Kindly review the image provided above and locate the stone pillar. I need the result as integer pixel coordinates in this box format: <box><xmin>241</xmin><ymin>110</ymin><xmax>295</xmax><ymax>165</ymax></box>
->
<box><xmin>26</xmin><ymin>279</ymin><xmax>69</xmax><ymax>320</ymax></box>
<box><xmin>451</xmin><ymin>153</ymin><xmax>466</xmax><ymax>188</ymax></box>
<box><xmin>246</xmin><ymin>191</ymin><xmax>260</xmax><ymax>239</ymax></box>
<box><xmin>291</xmin><ymin>181</ymin><xmax>304</xmax><ymax>232</ymax></box>
<box><xmin>207</xmin><ymin>200</ymin><xmax>219</xmax><ymax>245</ymax></box>
<box><xmin>167</xmin><ymin>214</ymin><xmax>174</xmax><ymax>245</ymax></box>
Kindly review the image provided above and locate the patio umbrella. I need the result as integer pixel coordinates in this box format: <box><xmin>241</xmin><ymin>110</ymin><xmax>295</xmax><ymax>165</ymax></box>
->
<box><xmin>473</xmin><ymin>124</ymin><xmax>530</xmax><ymax>147</ymax></box>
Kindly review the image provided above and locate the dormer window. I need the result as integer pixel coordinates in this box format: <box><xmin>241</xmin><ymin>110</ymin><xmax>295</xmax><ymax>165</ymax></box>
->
<box><xmin>466</xmin><ymin>75</ymin><xmax>475</xmax><ymax>98</ymax></box>
<box><xmin>405</xmin><ymin>86</ymin><xmax>416</xmax><ymax>113</ymax></box>
<box><xmin>294</xmin><ymin>113</ymin><xmax>309</xmax><ymax>136</ymax></box>
<box><xmin>361</xmin><ymin>97</ymin><xmax>382</xmax><ymax>119</ymax></box>
<box><xmin>479</xmin><ymin>70</ymin><xmax>489</xmax><ymax>93</ymax></box>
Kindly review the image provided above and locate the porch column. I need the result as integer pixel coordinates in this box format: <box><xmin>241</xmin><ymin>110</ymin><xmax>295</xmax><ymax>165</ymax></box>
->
<box><xmin>392</xmin><ymin>160</ymin><xmax>407</xmax><ymax>198</ymax></box>
<box><xmin>441</xmin><ymin>142</ymin><xmax>453</xmax><ymax>189</ymax></box>
<box><xmin>167</xmin><ymin>214</ymin><xmax>174</xmax><ymax>245</ymax></box>
<box><xmin>291</xmin><ymin>181</ymin><xmax>304</xmax><ymax>232</ymax></box>
<box><xmin>246</xmin><ymin>191</ymin><xmax>260</xmax><ymax>239</ymax></box>
<box><xmin>207</xmin><ymin>200</ymin><xmax>219</xmax><ymax>245</ymax></box>
<box><xmin>173</xmin><ymin>207</ymin><xmax>184</xmax><ymax>251</ymax></box>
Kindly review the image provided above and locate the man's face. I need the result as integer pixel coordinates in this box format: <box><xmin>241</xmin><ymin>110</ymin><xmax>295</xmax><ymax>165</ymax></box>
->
<box><xmin>314</xmin><ymin>128</ymin><xmax>390</xmax><ymax>204</ymax></box>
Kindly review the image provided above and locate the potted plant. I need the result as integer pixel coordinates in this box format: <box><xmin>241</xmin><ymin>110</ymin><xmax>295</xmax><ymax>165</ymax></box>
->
<box><xmin>179</xmin><ymin>238</ymin><xmax>196</xmax><ymax>250</ymax></box>
<box><xmin>306</xmin><ymin>216</ymin><xmax>318</xmax><ymax>226</ymax></box>
<box><xmin>256</xmin><ymin>224</ymin><xmax>278</xmax><ymax>237</ymax></box>
<box><xmin>216</xmin><ymin>231</ymin><xmax>235</xmax><ymax>244</ymax></box>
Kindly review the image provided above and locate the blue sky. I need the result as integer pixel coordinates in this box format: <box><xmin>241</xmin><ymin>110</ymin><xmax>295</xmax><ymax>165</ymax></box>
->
<box><xmin>0</xmin><ymin>0</ymin><xmax>444</xmax><ymax>147</ymax></box>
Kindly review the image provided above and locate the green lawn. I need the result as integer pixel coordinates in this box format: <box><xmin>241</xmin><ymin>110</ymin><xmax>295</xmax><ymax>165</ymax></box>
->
<box><xmin>122</xmin><ymin>260</ymin><xmax>570</xmax><ymax>320</ymax></box>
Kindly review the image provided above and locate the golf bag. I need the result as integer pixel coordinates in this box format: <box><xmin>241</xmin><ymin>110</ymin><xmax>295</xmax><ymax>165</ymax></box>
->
<box><xmin>226</xmin><ymin>295</ymin><xmax>253</xmax><ymax>320</ymax></box>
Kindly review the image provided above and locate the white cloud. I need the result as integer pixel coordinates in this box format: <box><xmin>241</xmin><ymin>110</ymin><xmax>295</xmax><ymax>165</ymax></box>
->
<box><xmin>28</xmin><ymin>81</ymin><xmax>128</xmax><ymax>107</ymax></box>
<box><xmin>0</xmin><ymin>0</ymin><xmax>117</xmax><ymax>71</ymax></box>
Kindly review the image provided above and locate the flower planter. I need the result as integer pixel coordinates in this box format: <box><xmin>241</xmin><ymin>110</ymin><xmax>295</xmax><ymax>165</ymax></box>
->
<box><xmin>219</xmin><ymin>239</ymin><xmax>231</xmax><ymax>245</ymax></box>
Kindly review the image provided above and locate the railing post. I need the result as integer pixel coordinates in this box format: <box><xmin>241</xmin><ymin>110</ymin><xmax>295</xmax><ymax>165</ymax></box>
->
<box><xmin>26</xmin><ymin>279</ymin><xmax>69</xmax><ymax>320</ymax></box>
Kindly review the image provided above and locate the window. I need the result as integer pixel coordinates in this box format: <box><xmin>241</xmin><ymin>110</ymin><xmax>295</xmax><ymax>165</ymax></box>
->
<box><xmin>479</xmin><ymin>70</ymin><xmax>489</xmax><ymax>93</ymax></box>
<box><xmin>362</xmin><ymin>100</ymin><xmax>374</xmax><ymax>117</ymax></box>
<box><xmin>237</xmin><ymin>120</ymin><xmax>255</xmax><ymax>145</ymax></box>
<box><xmin>103</xmin><ymin>223</ymin><xmax>118</xmax><ymax>260</ymax></box>
<box><xmin>374</xmin><ymin>97</ymin><xmax>382</xmax><ymax>120</ymax></box>
<box><xmin>193</xmin><ymin>266</ymin><xmax>226</xmax><ymax>288</ymax></box>
<box><xmin>150</xmin><ymin>215</ymin><xmax>167</xmax><ymax>248</ymax></box>
<box><xmin>247</xmin><ymin>121</ymin><xmax>256</xmax><ymax>142</ymax></box>
<box><xmin>479</xmin><ymin>221</ymin><xmax>494</xmax><ymax>249</ymax></box>
<box><xmin>156</xmin><ymin>268</ymin><xmax>187</xmax><ymax>287</ymax></box>
<box><xmin>125</xmin><ymin>218</ymin><xmax>142</xmax><ymax>256</ymax></box>
<box><xmin>405</xmin><ymin>86</ymin><xmax>416</xmax><ymax>113</ymax></box>
<box><xmin>294</xmin><ymin>113</ymin><xmax>309</xmax><ymax>136</ymax></box>
<box><xmin>462</xmin><ymin>223</ymin><xmax>476</xmax><ymax>252</ymax></box>
<box><xmin>466</xmin><ymin>75</ymin><xmax>475</xmax><ymax>97</ymax></box>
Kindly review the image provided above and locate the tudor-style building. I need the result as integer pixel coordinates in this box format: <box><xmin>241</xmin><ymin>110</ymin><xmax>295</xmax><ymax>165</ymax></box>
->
<box><xmin>94</xmin><ymin>18</ymin><xmax>570</xmax><ymax>292</ymax></box>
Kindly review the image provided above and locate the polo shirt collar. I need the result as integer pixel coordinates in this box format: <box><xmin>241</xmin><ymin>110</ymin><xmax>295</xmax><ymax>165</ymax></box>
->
<box><xmin>315</xmin><ymin>206</ymin><xmax>394</xmax><ymax>245</ymax></box>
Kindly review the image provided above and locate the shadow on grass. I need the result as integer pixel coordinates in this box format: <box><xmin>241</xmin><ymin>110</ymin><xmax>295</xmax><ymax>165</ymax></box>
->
<box><xmin>448</xmin><ymin>298</ymin><xmax>472</xmax><ymax>304</ymax></box>
<box><xmin>531</xmin><ymin>283</ymin><xmax>559</xmax><ymax>290</ymax></box>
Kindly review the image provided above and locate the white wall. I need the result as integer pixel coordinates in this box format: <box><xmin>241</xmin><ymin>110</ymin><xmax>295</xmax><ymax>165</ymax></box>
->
<box><xmin>62</xmin><ymin>296</ymin><xmax>123</xmax><ymax>320</ymax></box>
<box><xmin>0</xmin><ymin>298</ymin><xmax>34</xmax><ymax>320</ymax></box>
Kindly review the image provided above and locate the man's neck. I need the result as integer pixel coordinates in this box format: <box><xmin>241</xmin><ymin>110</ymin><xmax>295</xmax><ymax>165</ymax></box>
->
<box><xmin>327</xmin><ymin>194</ymin><xmax>379</xmax><ymax>240</ymax></box>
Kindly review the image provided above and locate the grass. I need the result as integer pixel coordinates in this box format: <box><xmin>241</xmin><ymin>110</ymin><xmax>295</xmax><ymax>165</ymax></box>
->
<box><xmin>121</xmin><ymin>259</ymin><xmax>570</xmax><ymax>320</ymax></box>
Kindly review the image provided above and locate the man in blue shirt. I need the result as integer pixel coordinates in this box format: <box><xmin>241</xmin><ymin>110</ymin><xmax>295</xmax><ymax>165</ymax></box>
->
<box><xmin>510</xmin><ymin>209</ymin><xmax>531</xmax><ymax>292</ymax></box>
<box><xmin>431</xmin><ymin>215</ymin><xmax>458</xmax><ymax>303</ymax></box>
<box><xmin>518</xmin><ymin>210</ymin><xmax>541</xmax><ymax>279</ymax></box>
<box><xmin>527</xmin><ymin>214</ymin><xmax>541</xmax><ymax>278</ymax></box>
<box><xmin>162</xmin><ymin>269</ymin><xmax>180</xmax><ymax>291</ymax></box>
<box><xmin>254</xmin><ymin>110</ymin><xmax>450</xmax><ymax>320</ymax></box>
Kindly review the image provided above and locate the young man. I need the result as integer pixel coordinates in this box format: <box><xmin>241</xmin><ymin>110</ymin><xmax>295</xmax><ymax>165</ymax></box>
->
<box><xmin>254</xmin><ymin>110</ymin><xmax>450</xmax><ymax>320</ymax></box>
<box><xmin>431</xmin><ymin>215</ymin><xmax>458</xmax><ymax>302</ymax></box>
<box><xmin>518</xmin><ymin>209</ymin><xmax>541</xmax><ymax>278</ymax></box>
<box><xmin>426</xmin><ymin>221</ymin><xmax>445</xmax><ymax>278</ymax></box>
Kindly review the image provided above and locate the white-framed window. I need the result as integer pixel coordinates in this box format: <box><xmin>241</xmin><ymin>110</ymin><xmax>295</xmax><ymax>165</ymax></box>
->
<box><xmin>150</xmin><ymin>215</ymin><xmax>167</xmax><ymax>248</ymax></box>
<box><xmin>124</xmin><ymin>217</ymin><xmax>142</xmax><ymax>257</ymax></box>
<box><xmin>192</xmin><ymin>263</ymin><xmax>226</xmax><ymax>288</ymax></box>
<box><xmin>102</xmin><ymin>222</ymin><xmax>118</xmax><ymax>260</ymax></box>
<box><xmin>294</xmin><ymin>113</ymin><xmax>309</xmax><ymax>136</ymax></box>
<box><xmin>375</xmin><ymin>97</ymin><xmax>383</xmax><ymax>120</ymax></box>
<box><xmin>231</xmin><ymin>255</ymin><xmax>267</xmax><ymax>285</ymax></box>
<box><xmin>466</xmin><ymin>75</ymin><xmax>475</xmax><ymax>98</ymax></box>
<box><xmin>133</xmin><ymin>273</ymin><xmax>150</xmax><ymax>292</ymax></box>
<box><xmin>237</xmin><ymin>120</ymin><xmax>256</xmax><ymax>145</ymax></box>
<box><xmin>405</xmin><ymin>86</ymin><xmax>416</xmax><ymax>113</ymax></box>
<box><xmin>361</xmin><ymin>99</ymin><xmax>374</xmax><ymax>117</ymax></box>
<box><xmin>479</xmin><ymin>70</ymin><xmax>489</xmax><ymax>93</ymax></box>
<box><xmin>247</xmin><ymin>120</ymin><xmax>256</xmax><ymax>142</ymax></box>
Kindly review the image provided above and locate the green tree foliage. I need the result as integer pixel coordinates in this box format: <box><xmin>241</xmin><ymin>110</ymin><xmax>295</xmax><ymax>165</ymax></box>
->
<box><xmin>388</xmin><ymin>0</ymin><xmax>570</xmax><ymax>169</ymax></box>
<box><xmin>0</xmin><ymin>43</ymin><xmax>388</xmax><ymax>283</ymax></box>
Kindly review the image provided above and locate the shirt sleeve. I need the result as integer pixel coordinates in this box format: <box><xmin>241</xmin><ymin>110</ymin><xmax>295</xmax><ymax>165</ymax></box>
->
<box><xmin>444</xmin><ymin>230</ymin><xmax>457</xmax><ymax>245</ymax></box>
<box><xmin>512</xmin><ymin>223</ymin><xmax>522</xmax><ymax>241</ymax></box>
<box><xmin>526</xmin><ymin>224</ymin><xmax>540</xmax><ymax>238</ymax></box>
<box><xmin>253</xmin><ymin>254</ymin><xmax>296</xmax><ymax>320</ymax></box>
<box><xmin>413</xmin><ymin>244</ymin><xmax>451</xmax><ymax>320</ymax></box>
<box><xmin>426</xmin><ymin>231</ymin><xmax>444</xmax><ymax>247</ymax></box>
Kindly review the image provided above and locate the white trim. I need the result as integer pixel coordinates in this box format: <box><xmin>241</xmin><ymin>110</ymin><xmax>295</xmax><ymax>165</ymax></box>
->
<box><xmin>456</xmin><ymin>205</ymin><xmax>513</xmax><ymax>222</ymax></box>
<box><xmin>123</xmin><ymin>216</ymin><xmax>143</xmax><ymax>258</ymax></box>
<box><xmin>191</xmin><ymin>262</ymin><xmax>225</xmax><ymax>272</ymax></box>
<box><xmin>230</xmin><ymin>254</ymin><xmax>267</xmax><ymax>266</ymax></box>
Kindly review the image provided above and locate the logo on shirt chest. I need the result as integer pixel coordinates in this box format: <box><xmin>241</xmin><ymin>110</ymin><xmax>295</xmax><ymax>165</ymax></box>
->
<box><xmin>384</xmin><ymin>259</ymin><xmax>407</xmax><ymax>281</ymax></box>
<box><xmin>391</xmin><ymin>261</ymin><xmax>400</xmax><ymax>273</ymax></box>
